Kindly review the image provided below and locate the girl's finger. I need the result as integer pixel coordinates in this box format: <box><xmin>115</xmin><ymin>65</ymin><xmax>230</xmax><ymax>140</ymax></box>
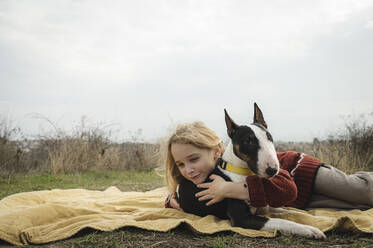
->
<box><xmin>210</xmin><ymin>174</ymin><xmax>223</xmax><ymax>180</ymax></box>
<box><xmin>196</xmin><ymin>188</ymin><xmax>211</xmax><ymax>197</ymax></box>
<box><xmin>174</xmin><ymin>202</ymin><xmax>182</xmax><ymax>211</ymax></box>
<box><xmin>206</xmin><ymin>199</ymin><xmax>215</xmax><ymax>206</ymax></box>
<box><xmin>198</xmin><ymin>195</ymin><xmax>212</xmax><ymax>201</ymax></box>
<box><xmin>171</xmin><ymin>201</ymin><xmax>177</xmax><ymax>208</ymax></box>
<box><xmin>209</xmin><ymin>174</ymin><xmax>217</xmax><ymax>180</ymax></box>
<box><xmin>195</xmin><ymin>190</ymin><xmax>206</xmax><ymax>197</ymax></box>
<box><xmin>197</xmin><ymin>182</ymin><xmax>210</xmax><ymax>188</ymax></box>
<box><xmin>170</xmin><ymin>199</ymin><xmax>179</xmax><ymax>209</ymax></box>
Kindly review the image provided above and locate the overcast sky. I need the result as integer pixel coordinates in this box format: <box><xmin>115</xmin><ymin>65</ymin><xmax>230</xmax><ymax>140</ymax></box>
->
<box><xmin>1</xmin><ymin>0</ymin><xmax>373</xmax><ymax>142</ymax></box>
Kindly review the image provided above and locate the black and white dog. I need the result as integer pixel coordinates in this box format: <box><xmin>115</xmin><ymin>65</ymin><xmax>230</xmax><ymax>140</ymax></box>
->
<box><xmin>177</xmin><ymin>103</ymin><xmax>325</xmax><ymax>239</ymax></box>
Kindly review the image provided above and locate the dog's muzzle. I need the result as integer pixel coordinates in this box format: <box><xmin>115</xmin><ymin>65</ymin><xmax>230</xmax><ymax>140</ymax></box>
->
<box><xmin>265</xmin><ymin>167</ymin><xmax>278</xmax><ymax>177</ymax></box>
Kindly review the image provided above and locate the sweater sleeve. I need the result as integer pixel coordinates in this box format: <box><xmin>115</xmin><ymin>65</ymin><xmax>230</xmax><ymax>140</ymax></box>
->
<box><xmin>246</xmin><ymin>169</ymin><xmax>297</xmax><ymax>208</ymax></box>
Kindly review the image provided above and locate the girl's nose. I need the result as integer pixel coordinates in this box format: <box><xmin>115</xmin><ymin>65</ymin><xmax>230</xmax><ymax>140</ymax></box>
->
<box><xmin>186</xmin><ymin>164</ymin><xmax>195</xmax><ymax>175</ymax></box>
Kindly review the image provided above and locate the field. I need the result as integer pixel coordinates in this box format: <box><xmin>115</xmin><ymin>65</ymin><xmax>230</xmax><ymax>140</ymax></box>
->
<box><xmin>1</xmin><ymin>171</ymin><xmax>373</xmax><ymax>248</ymax></box>
<box><xmin>1</xmin><ymin>115</ymin><xmax>373</xmax><ymax>247</ymax></box>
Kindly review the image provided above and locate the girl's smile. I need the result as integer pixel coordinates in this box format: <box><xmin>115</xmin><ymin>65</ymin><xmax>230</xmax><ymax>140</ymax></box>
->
<box><xmin>171</xmin><ymin>143</ymin><xmax>219</xmax><ymax>185</ymax></box>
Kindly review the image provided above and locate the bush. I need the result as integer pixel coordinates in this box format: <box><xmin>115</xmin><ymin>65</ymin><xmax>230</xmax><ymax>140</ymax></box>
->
<box><xmin>276</xmin><ymin>113</ymin><xmax>373</xmax><ymax>173</ymax></box>
<box><xmin>0</xmin><ymin>116</ymin><xmax>25</xmax><ymax>178</ymax></box>
<box><xmin>0</xmin><ymin>115</ymin><xmax>160</xmax><ymax>176</ymax></box>
<box><xmin>310</xmin><ymin>115</ymin><xmax>373</xmax><ymax>173</ymax></box>
<box><xmin>41</xmin><ymin>118</ymin><xmax>159</xmax><ymax>174</ymax></box>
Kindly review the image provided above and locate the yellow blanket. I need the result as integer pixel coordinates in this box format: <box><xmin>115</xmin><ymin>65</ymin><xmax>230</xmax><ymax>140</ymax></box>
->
<box><xmin>0</xmin><ymin>186</ymin><xmax>372</xmax><ymax>246</ymax></box>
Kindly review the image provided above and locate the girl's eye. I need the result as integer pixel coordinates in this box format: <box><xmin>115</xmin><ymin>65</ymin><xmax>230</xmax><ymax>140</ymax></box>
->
<box><xmin>176</xmin><ymin>163</ymin><xmax>184</xmax><ymax>168</ymax></box>
<box><xmin>190</xmin><ymin>157</ymin><xmax>199</xmax><ymax>162</ymax></box>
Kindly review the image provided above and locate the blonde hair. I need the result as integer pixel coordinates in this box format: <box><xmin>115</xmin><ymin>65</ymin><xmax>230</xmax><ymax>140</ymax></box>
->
<box><xmin>163</xmin><ymin>121</ymin><xmax>225</xmax><ymax>193</ymax></box>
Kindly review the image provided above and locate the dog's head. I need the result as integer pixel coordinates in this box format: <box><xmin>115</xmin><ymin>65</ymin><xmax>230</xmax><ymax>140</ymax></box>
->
<box><xmin>224</xmin><ymin>103</ymin><xmax>280</xmax><ymax>178</ymax></box>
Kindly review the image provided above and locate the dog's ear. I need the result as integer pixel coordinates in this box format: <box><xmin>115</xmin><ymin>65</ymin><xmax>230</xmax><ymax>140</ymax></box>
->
<box><xmin>253</xmin><ymin>103</ymin><xmax>268</xmax><ymax>129</ymax></box>
<box><xmin>224</xmin><ymin>109</ymin><xmax>238</xmax><ymax>138</ymax></box>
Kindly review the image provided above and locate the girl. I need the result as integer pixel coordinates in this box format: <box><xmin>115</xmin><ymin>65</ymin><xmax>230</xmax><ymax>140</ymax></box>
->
<box><xmin>164</xmin><ymin>121</ymin><xmax>373</xmax><ymax>212</ymax></box>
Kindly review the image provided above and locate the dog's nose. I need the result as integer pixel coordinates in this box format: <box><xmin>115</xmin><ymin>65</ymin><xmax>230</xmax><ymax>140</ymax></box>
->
<box><xmin>265</xmin><ymin>167</ymin><xmax>278</xmax><ymax>177</ymax></box>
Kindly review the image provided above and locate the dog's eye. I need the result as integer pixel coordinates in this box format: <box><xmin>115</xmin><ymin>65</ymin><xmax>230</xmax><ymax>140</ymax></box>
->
<box><xmin>266</xmin><ymin>132</ymin><xmax>273</xmax><ymax>142</ymax></box>
<box><xmin>243</xmin><ymin>139</ymin><xmax>254</xmax><ymax>146</ymax></box>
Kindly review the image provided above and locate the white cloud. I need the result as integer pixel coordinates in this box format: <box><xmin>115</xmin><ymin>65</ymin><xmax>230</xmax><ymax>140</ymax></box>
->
<box><xmin>365</xmin><ymin>20</ymin><xmax>373</xmax><ymax>29</ymax></box>
<box><xmin>1</xmin><ymin>0</ymin><xmax>373</xmax><ymax>141</ymax></box>
<box><xmin>2</xmin><ymin>1</ymin><xmax>372</xmax><ymax>70</ymax></box>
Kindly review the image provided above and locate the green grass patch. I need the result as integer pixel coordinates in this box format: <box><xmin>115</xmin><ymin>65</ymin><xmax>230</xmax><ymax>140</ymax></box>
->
<box><xmin>0</xmin><ymin>170</ymin><xmax>164</xmax><ymax>199</ymax></box>
<box><xmin>15</xmin><ymin>227</ymin><xmax>373</xmax><ymax>248</ymax></box>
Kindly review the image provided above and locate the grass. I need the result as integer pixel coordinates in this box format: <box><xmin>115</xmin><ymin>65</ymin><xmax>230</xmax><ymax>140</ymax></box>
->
<box><xmin>1</xmin><ymin>170</ymin><xmax>373</xmax><ymax>248</ymax></box>
<box><xmin>0</xmin><ymin>115</ymin><xmax>159</xmax><ymax>178</ymax></box>
<box><xmin>1</xmin><ymin>113</ymin><xmax>373</xmax><ymax>247</ymax></box>
<box><xmin>1</xmin><ymin>226</ymin><xmax>371</xmax><ymax>248</ymax></box>
<box><xmin>0</xmin><ymin>170</ymin><xmax>164</xmax><ymax>199</ymax></box>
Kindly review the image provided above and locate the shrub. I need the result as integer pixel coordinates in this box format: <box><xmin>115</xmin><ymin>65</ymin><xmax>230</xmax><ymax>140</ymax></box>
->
<box><xmin>276</xmin><ymin>112</ymin><xmax>373</xmax><ymax>173</ymax></box>
<box><xmin>0</xmin><ymin>115</ymin><xmax>25</xmax><ymax>178</ymax></box>
<box><xmin>0</xmin><ymin>115</ymin><xmax>160</xmax><ymax>176</ymax></box>
<box><xmin>311</xmin><ymin>115</ymin><xmax>373</xmax><ymax>173</ymax></box>
<box><xmin>40</xmin><ymin>118</ymin><xmax>159</xmax><ymax>174</ymax></box>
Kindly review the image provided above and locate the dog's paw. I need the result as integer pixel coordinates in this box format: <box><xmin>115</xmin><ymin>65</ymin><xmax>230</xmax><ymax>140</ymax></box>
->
<box><xmin>262</xmin><ymin>218</ymin><xmax>326</xmax><ymax>239</ymax></box>
<box><xmin>295</xmin><ymin>224</ymin><xmax>326</xmax><ymax>239</ymax></box>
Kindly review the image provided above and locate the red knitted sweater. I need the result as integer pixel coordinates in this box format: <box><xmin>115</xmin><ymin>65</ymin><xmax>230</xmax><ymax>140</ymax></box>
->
<box><xmin>247</xmin><ymin>151</ymin><xmax>323</xmax><ymax>209</ymax></box>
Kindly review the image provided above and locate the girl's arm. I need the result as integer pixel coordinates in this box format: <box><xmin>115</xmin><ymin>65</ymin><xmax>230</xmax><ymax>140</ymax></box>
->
<box><xmin>196</xmin><ymin>169</ymin><xmax>297</xmax><ymax>208</ymax></box>
<box><xmin>246</xmin><ymin>169</ymin><xmax>297</xmax><ymax>208</ymax></box>
<box><xmin>196</xmin><ymin>175</ymin><xmax>250</xmax><ymax>206</ymax></box>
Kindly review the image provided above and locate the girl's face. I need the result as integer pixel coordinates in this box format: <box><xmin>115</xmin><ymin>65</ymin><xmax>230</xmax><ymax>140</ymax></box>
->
<box><xmin>171</xmin><ymin>143</ymin><xmax>219</xmax><ymax>185</ymax></box>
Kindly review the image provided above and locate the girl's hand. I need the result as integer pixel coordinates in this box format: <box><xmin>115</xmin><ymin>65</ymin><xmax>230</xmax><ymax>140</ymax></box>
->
<box><xmin>168</xmin><ymin>193</ymin><xmax>183</xmax><ymax>211</ymax></box>
<box><xmin>195</xmin><ymin>174</ymin><xmax>228</xmax><ymax>206</ymax></box>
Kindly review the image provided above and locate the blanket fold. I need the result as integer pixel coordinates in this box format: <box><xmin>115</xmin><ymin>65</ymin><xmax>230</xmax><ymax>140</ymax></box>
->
<box><xmin>0</xmin><ymin>186</ymin><xmax>372</xmax><ymax>246</ymax></box>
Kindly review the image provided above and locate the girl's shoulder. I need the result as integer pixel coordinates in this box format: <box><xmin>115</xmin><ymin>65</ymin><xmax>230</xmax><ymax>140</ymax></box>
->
<box><xmin>276</xmin><ymin>151</ymin><xmax>299</xmax><ymax>169</ymax></box>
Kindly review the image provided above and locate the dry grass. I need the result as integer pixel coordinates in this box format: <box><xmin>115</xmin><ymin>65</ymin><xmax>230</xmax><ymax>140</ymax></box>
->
<box><xmin>0</xmin><ymin>115</ymin><xmax>159</xmax><ymax>179</ymax></box>
<box><xmin>1</xmin><ymin>112</ymin><xmax>372</xmax><ymax>178</ymax></box>
<box><xmin>276</xmin><ymin>115</ymin><xmax>373</xmax><ymax>173</ymax></box>
<box><xmin>0</xmin><ymin>115</ymin><xmax>24</xmax><ymax>181</ymax></box>
<box><xmin>1</xmin><ymin>113</ymin><xmax>373</xmax><ymax>247</ymax></box>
